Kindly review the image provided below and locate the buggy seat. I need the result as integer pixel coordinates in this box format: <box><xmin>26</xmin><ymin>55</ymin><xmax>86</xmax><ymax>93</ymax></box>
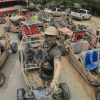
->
<box><xmin>25</xmin><ymin>44</ymin><xmax>35</xmax><ymax>63</ymax></box>
<box><xmin>31</xmin><ymin>25</ymin><xmax>40</xmax><ymax>35</ymax></box>
<box><xmin>24</xmin><ymin>25</ymin><xmax>31</xmax><ymax>35</ymax></box>
<box><xmin>25</xmin><ymin>44</ymin><xmax>42</xmax><ymax>64</ymax></box>
<box><xmin>71</xmin><ymin>41</ymin><xmax>90</xmax><ymax>59</ymax></box>
<box><xmin>24</xmin><ymin>25</ymin><xmax>40</xmax><ymax>36</ymax></box>
<box><xmin>81</xmin><ymin>49</ymin><xmax>98</xmax><ymax>71</ymax></box>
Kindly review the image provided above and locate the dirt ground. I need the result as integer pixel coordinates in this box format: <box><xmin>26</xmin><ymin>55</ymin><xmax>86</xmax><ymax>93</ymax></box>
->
<box><xmin>74</xmin><ymin>16</ymin><xmax>100</xmax><ymax>29</ymax></box>
<box><xmin>0</xmin><ymin>16</ymin><xmax>100</xmax><ymax>100</ymax></box>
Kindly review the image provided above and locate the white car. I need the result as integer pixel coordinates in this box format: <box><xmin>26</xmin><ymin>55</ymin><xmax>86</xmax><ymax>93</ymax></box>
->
<box><xmin>71</xmin><ymin>9</ymin><xmax>92</xmax><ymax>21</ymax></box>
<box><xmin>44</xmin><ymin>8</ymin><xmax>68</xmax><ymax>17</ymax></box>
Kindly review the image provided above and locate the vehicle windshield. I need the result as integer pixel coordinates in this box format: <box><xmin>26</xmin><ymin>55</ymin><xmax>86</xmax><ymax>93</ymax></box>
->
<box><xmin>78</xmin><ymin>10</ymin><xmax>86</xmax><ymax>14</ymax></box>
<box><xmin>57</xmin><ymin>9</ymin><xmax>62</xmax><ymax>12</ymax></box>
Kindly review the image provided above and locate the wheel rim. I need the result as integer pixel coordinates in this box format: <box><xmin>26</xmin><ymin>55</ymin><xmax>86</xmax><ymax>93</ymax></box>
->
<box><xmin>0</xmin><ymin>74</ymin><xmax>4</xmax><ymax>85</ymax></box>
<box><xmin>97</xmin><ymin>93</ymin><xmax>100</xmax><ymax>100</ymax></box>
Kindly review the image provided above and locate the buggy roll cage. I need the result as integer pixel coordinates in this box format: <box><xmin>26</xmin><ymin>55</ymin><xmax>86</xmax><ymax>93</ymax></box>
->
<box><xmin>73</xmin><ymin>30</ymin><xmax>99</xmax><ymax>48</ymax></box>
<box><xmin>20</xmin><ymin>34</ymin><xmax>45</xmax><ymax>90</ymax></box>
<box><xmin>20</xmin><ymin>34</ymin><xmax>44</xmax><ymax>50</ymax></box>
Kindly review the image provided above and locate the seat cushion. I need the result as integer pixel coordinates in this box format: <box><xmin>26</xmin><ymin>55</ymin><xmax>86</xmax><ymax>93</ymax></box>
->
<box><xmin>85</xmin><ymin>61</ymin><xmax>99</xmax><ymax>71</ymax></box>
<box><xmin>32</xmin><ymin>25</ymin><xmax>40</xmax><ymax>35</ymax></box>
<box><xmin>71</xmin><ymin>41</ymin><xmax>89</xmax><ymax>54</ymax></box>
<box><xmin>81</xmin><ymin>49</ymin><xmax>98</xmax><ymax>71</ymax></box>
<box><xmin>24</xmin><ymin>25</ymin><xmax>31</xmax><ymax>35</ymax></box>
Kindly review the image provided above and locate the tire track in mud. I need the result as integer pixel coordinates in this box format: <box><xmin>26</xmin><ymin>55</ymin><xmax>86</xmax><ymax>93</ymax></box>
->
<box><xmin>7</xmin><ymin>54</ymin><xmax>18</xmax><ymax>86</ymax></box>
<box><xmin>74</xmin><ymin>16</ymin><xmax>100</xmax><ymax>29</ymax></box>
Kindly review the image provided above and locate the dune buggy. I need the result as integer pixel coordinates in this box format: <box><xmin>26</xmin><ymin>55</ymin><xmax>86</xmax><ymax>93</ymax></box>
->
<box><xmin>0</xmin><ymin>17</ymin><xmax>6</xmax><ymax>24</ymax></box>
<box><xmin>16</xmin><ymin>8</ymin><xmax>33</xmax><ymax>19</ymax></box>
<box><xmin>59</xmin><ymin>28</ymin><xmax>99</xmax><ymax>50</ymax></box>
<box><xmin>4</xmin><ymin>15</ymin><xmax>25</xmax><ymax>33</ymax></box>
<box><xmin>71</xmin><ymin>29</ymin><xmax>100</xmax><ymax>49</ymax></box>
<box><xmin>17</xmin><ymin>19</ymin><xmax>45</xmax><ymax>41</ymax></box>
<box><xmin>66</xmin><ymin>40</ymin><xmax>100</xmax><ymax>100</ymax></box>
<box><xmin>0</xmin><ymin>33</ymin><xmax>18</xmax><ymax>87</ymax></box>
<box><xmin>17</xmin><ymin>35</ymin><xmax>70</xmax><ymax>100</ymax></box>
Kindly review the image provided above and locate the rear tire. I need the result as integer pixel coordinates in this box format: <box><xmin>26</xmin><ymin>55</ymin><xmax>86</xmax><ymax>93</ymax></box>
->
<box><xmin>19</xmin><ymin>50</ymin><xmax>23</xmax><ymax>62</ymax></box>
<box><xmin>2</xmin><ymin>19</ymin><xmax>6</xmax><ymax>24</ymax></box>
<box><xmin>0</xmin><ymin>43</ymin><xmax>5</xmax><ymax>52</ymax></box>
<box><xmin>17</xmin><ymin>32</ymin><xmax>22</xmax><ymax>40</ymax></box>
<box><xmin>3</xmin><ymin>12</ymin><xmax>7</xmax><ymax>17</ymax></box>
<box><xmin>0</xmin><ymin>72</ymin><xmax>5</xmax><ymax>87</ymax></box>
<box><xmin>4</xmin><ymin>26</ymin><xmax>10</xmax><ymax>32</ymax></box>
<box><xmin>11</xmin><ymin>42</ymin><xmax>18</xmax><ymax>53</ymax></box>
<box><xmin>17</xmin><ymin>88</ymin><xmax>26</xmax><ymax>100</ymax></box>
<box><xmin>95</xmin><ymin>87</ymin><xmax>100</xmax><ymax>100</ymax></box>
<box><xmin>59</xmin><ymin>83</ymin><xmax>71</xmax><ymax>100</ymax></box>
<box><xmin>59</xmin><ymin>44</ymin><xmax>66</xmax><ymax>56</ymax></box>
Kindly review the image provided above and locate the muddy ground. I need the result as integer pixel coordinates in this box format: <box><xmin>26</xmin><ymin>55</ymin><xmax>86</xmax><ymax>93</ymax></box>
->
<box><xmin>0</xmin><ymin>16</ymin><xmax>100</xmax><ymax>100</ymax></box>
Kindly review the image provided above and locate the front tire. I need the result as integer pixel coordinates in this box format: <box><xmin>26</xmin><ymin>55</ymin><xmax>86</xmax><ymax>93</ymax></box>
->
<box><xmin>0</xmin><ymin>72</ymin><xmax>5</xmax><ymax>87</ymax></box>
<box><xmin>2</xmin><ymin>19</ymin><xmax>6</xmax><ymax>24</ymax></box>
<box><xmin>59</xmin><ymin>83</ymin><xmax>71</xmax><ymax>100</ymax></box>
<box><xmin>17</xmin><ymin>32</ymin><xmax>22</xmax><ymax>40</ymax></box>
<box><xmin>19</xmin><ymin>50</ymin><xmax>23</xmax><ymax>62</ymax></box>
<box><xmin>17</xmin><ymin>88</ymin><xmax>26</xmax><ymax>100</ymax></box>
<box><xmin>3</xmin><ymin>12</ymin><xmax>7</xmax><ymax>17</ymax></box>
<box><xmin>95</xmin><ymin>87</ymin><xmax>100</xmax><ymax>100</ymax></box>
<box><xmin>11</xmin><ymin>42</ymin><xmax>18</xmax><ymax>53</ymax></box>
<box><xmin>4</xmin><ymin>26</ymin><xmax>10</xmax><ymax>32</ymax></box>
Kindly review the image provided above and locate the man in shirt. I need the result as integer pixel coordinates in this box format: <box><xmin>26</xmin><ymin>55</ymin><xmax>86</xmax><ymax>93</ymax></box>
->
<box><xmin>33</xmin><ymin>13</ymin><xmax>38</xmax><ymax>20</ymax></box>
<box><xmin>39</xmin><ymin>26</ymin><xmax>62</xmax><ymax>94</ymax></box>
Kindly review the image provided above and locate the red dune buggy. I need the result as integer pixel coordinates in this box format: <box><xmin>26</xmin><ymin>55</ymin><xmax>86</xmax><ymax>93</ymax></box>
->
<box><xmin>18</xmin><ymin>19</ymin><xmax>45</xmax><ymax>41</ymax></box>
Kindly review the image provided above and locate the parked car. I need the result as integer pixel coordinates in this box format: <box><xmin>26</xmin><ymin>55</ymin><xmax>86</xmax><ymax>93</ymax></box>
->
<box><xmin>44</xmin><ymin>8</ymin><xmax>68</xmax><ymax>17</ymax></box>
<box><xmin>71</xmin><ymin>9</ymin><xmax>92</xmax><ymax>21</ymax></box>
<box><xmin>18</xmin><ymin>19</ymin><xmax>45</xmax><ymax>41</ymax></box>
<box><xmin>66</xmin><ymin>40</ymin><xmax>100</xmax><ymax>100</ymax></box>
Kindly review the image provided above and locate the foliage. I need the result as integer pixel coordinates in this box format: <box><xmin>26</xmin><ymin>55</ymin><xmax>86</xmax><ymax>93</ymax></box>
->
<box><xmin>29</xmin><ymin>0</ymin><xmax>100</xmax><ymax>8</ymax></box>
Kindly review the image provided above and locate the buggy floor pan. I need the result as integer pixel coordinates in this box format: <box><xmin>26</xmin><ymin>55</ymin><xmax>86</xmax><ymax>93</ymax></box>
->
<box><xmin>25</xmin><ymin>71</ymin><xmax>42</xmax><ymax>87</ymax></box>
<box><xmin>32</xmin><ymin>89</ymin><xmax>52</xmax><ymax>100</ymax></box>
